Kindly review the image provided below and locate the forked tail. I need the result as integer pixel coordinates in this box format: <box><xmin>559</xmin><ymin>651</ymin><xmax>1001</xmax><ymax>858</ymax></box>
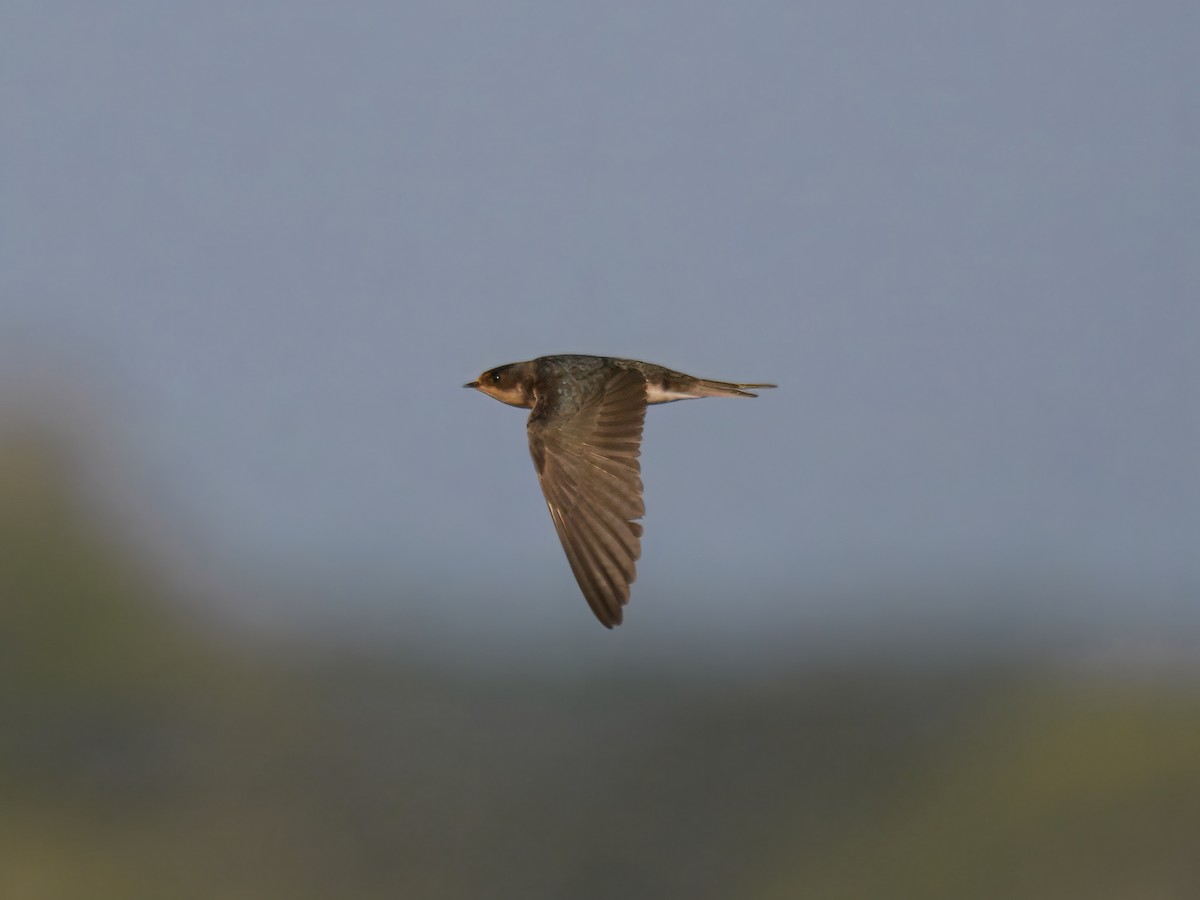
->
<box><xmin>693</xmin><ymin>378</ymin><xmax>777</xmax><ymax>398</ymax></box>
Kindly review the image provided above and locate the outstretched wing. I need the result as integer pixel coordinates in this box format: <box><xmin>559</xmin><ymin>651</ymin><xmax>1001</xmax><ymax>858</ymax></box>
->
<box><xmin>527</xmin><ymin>370</ymin><xmax>647</xmax><ymax>627</ymax></box>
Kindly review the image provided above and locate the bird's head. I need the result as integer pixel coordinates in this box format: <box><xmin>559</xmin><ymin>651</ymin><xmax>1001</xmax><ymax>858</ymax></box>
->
<box><xmin>463</xmin><ymin>362</ymin><xmax>535</xmax><ymax>408</ymax></box>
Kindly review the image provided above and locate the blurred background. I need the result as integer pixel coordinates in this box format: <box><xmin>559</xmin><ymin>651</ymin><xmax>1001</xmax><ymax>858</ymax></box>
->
<box><xmin>3</xmin><ymin>2</ymin><xmax>1198</xmax><ymax>897</ymax></box>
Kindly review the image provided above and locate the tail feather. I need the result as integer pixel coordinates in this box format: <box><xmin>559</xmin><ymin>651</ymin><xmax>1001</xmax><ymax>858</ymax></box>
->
<box><xmin>645</xmin><ymin>370</ymin><xmax>777</xmax><ymax>403</ymax></box>
<box><xmin>694</xmin><ymin>378</ymin><xmax>777</xmax><ymax>398</ymax></box>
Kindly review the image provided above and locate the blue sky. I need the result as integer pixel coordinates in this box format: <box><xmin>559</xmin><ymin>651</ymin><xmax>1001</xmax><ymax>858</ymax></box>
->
<box><xmin>3</xmin><ymin>2</ymin><xmax>1197</xmax><ymax>650</ymax></box>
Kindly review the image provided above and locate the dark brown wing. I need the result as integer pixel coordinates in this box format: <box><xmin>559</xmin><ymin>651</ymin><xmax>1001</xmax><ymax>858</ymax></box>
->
<box><xmin>527</xmin><ymin>370</ymin><xmax>647</xmax><ymax>627</ymax></box>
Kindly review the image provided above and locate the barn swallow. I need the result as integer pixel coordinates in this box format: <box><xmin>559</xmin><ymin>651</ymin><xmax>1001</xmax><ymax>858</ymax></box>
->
<box><xmin>464</xmin><ymin>354</ymin><xmax>775</xmax><ymax>628</ymax></box>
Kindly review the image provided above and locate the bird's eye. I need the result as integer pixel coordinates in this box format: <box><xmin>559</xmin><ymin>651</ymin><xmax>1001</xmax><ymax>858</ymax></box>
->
<box><xmin>490</xmin><ymin>372</ymin><xmax>502</xmax><ymax>383</ymax></box>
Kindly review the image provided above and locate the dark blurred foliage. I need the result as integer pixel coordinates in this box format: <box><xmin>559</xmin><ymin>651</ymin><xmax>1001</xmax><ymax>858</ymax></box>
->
<box><xmin>2</xmin><ymin>428</ymin><xmax>1199</xmax><ymax>900</ymax></box>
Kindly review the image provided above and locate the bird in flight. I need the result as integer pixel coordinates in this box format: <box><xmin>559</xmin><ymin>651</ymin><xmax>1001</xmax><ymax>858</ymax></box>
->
<box><xmin>464</xmin><ymin>354</ymin><xmax>774</xmax><ymax>628</ymax></box>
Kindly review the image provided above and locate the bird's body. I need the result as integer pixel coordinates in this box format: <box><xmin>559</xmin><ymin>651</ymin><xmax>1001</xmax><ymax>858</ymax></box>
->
<box><xmin>464</xmin><ymin>355</ymin><xmax>774</xmax><ymax>628</ymax></box>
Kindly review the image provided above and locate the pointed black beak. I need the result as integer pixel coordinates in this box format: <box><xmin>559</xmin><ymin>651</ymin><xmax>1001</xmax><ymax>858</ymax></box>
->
<box><xmin>463</xmin><ymin>381</ymin><xmax>480</xmax><ymax>389</ymax></box>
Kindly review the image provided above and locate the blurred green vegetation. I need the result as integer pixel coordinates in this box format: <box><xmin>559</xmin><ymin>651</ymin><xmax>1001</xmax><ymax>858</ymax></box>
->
<box><xmin>2</xmin><ymin>430</ymin><xmax>1198</xmax><ymax>899</ymax></box>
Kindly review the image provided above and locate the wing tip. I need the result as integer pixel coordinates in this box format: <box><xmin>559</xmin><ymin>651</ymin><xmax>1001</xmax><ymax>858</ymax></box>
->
<box><xmin>597</xmin><ymin>606</ymin><xmax>624</xmax><ymax>629</ymax></box>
